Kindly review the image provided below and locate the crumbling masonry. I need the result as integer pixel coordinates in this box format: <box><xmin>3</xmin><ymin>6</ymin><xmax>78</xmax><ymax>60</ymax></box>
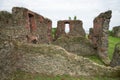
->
<box><xmin>112</xmin><ymin>26</ymin><xmax>120</xmax><ymax>38</ymax></box>
<box><xmin>89</xmin><ymin>10</ymin><xmax>112</xmax><ymax>65</ymax></box>
<box><xmin>0</xmin><ymin>7</ymin><xmax>52</xmax><ymax>43</ymax></box>
<box><xmin>0</xmin><ymin>7</ymin><xmax>115</xmax><ymax>65</ymax></box>
<box><xmin>55</xmin><ymin>20</ymin><xmax>86</xmax><ymax>39</ymax></box>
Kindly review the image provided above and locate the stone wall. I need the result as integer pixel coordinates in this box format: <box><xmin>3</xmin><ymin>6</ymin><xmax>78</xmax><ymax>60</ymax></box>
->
<box><xmin>0</xmin><ymin>33</ymin><xmax>21</xmax><ymax>80</ymax></box>
<box><xmin>112</xmin><ymin>26</ymin><xmax>120</xmax><ymax>38</ymax></box>
<box><xmin>0</xmin><ymin>7</ymin><xmax>52</xmax><ymax>44</ymax></box>
<box><xmin>0</xmin><ymin>11</ymin><xmax>13</xmax><ymax>28</ymax></box>
<box><xmin>53</xmin><ymin>36</ymin><xmax>96</xmax><ymax>56</ymax></box>
<box><xmin>88</xmin><ymin>10</ymin><xmax>112</xmax><ymax>65</ymax></box>
<box><xmin>55</xmin><ymin>20</ymin><xmax>85</xmax><ymax>39</ymax></box>
<box><xmin>110</xmin><ymin>43</ymin><xmax>120</xmax><ymax>67</ymax></box>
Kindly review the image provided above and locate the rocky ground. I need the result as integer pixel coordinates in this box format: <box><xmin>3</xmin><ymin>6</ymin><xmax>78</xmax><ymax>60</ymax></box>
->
<box><xmin>0</xmin><ymin>33</ymin><xmax>120</xmax><ymax>80</ymax></box>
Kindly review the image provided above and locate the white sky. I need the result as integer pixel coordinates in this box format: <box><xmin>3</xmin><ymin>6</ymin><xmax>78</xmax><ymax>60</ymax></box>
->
<box><xmin>0</xmin><ymin>0</ymin><xmax>120</xmax><ymax>32</ymax></box>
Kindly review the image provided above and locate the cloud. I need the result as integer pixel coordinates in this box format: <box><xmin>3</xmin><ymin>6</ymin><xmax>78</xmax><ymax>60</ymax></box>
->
<box><xmin>0</xmin><ymin>0</ymin><xmax>120</xmax><ymax>31</ymax></box>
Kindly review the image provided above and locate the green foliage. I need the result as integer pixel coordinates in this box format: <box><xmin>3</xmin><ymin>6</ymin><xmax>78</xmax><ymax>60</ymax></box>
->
<box><xmin>109</xmin><ymin>30</ymin><xmax>114</xmax><ymax>36</ymax></box>
<box><xmin>87</xmin><ymin>36</ymin><xmax>120</xmax><ymax>64</ymax></box>
<box><xmin>52</xmin><ymin>28</ymin><xmax>57</xmax><ymax>39</ymax></box>
<box><xmin>68</xmin><ymin>16</ymin><xmax>77</xmax><ymax>20</ymax></box>
<box><xmin>68</xmin><ymin>16</ymin><xmax>71</xmax><ymax>20</ymax></box>
<box><xmin>88</xmin><ymin>56</ymin><xmax>104</xmax><ymax>65</ymax></box>
<box><xmin>74</xmin><ymin>16</ymin><xmax>77</xmax><ymax>20</ymax></box>
<box><xmin>108</xmin><ymin>36</ymin><xmax>120</xmax><ymax>59</ymax></box>
<box><xmin>0</xmin><ymin>11</ymin><xmax>12</xmax><ymax>19</ymax></box>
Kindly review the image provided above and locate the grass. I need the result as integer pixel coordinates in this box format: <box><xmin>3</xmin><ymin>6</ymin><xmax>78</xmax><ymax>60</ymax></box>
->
<box><xmin>87</xmin><ymin>36</ymin><xmax>120</xmax><ymax>65</ymax></box>
<box><xmin>11</xmin><ymin>70</ymin><xmax>120</xmax><ymax>80</ymax></box>
<box><xmin>52</xmin><ymin>28</ymin><xmax>57</xmax><ymax>39</ymax></box>
<box><xmin>10</xmin><ymin>36</ymin><xmax>120</xmax><ymax>80</ymax></box>
<box><xmin>108</xmin><ymin>36</ymin><xmax>120</xmax><ymax>59</ymax></box>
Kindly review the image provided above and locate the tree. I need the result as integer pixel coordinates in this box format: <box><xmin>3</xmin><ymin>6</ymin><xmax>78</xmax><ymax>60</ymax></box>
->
<box><xmin>68</xmin><ymin>17</ymin><xmax>71</xmax><ymax>20</ymax></box>
<box><xmin>74</xmin><ymin>16</ymin><xmax>77</xmax><ymax>20</ymax></box>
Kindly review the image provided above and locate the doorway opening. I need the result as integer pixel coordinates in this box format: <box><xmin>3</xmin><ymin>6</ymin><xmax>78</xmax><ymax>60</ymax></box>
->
<box><xmin>28</xmin><ymin>13</ymin><xmax>36</xmax><ymax>33</ymax></box>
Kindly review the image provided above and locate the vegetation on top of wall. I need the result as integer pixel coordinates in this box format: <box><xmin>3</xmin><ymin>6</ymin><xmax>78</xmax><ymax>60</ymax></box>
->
<box><xmin>0</xmin><ymin>11</ymin><xmax>12</xmax><ymax>20</ymax></box>
<box><xmin>68</xmin><ymin>16</ymin><xmax>71</xmax><ymax>20</ymax></box>
<box><xmin>68</xmin><ymin>16</ymin><xmax>77</xmax><ymax>20</ymax></box>
<box><xmin>74</xmin><ymin>16</ymin><xmax>77</xmax><ymax>20</ymax></box>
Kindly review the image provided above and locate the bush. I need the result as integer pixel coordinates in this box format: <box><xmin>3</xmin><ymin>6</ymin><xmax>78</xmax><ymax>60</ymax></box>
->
<box><xmin>109</xmin><ymin>30</ymin><xmax>113</xmax><ymax>36</ymax></box>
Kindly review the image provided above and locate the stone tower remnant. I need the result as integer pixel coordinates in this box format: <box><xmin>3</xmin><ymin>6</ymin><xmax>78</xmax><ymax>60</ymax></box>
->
<box><xmin>89</xmin><ymin>10</ymin><xmax>112</xmax><ymax>65</ymax></box>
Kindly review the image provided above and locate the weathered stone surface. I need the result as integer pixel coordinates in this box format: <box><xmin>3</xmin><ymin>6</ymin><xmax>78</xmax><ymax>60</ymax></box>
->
<box><xmin>0</xmin><ymin>7</ymin><xmax>52</xmax><ymax>44</ymax></box>
<box><xmin>55</xmin><ymin>20</ymin><xmax>86</xmax><ymax>40</ymax></box>
<box><xmin>0</xmin><ymin>11</ymin><xmax>13</xmax><ymax>28</ymax></box>
<box><xmin>0</xmin><ymin>33</ymin><xmax>21</xmax><ymax>80</ymax></box>
<box><xmin>0</xmin><ymin>33</ymin><xmax>120</xmax><ymax>79</ymax></box>
<box><xmin>15</xmin><ymin>43</ymin><xmax>120</xmax><ymax>77</ymax></box>
<box><xmin>53</xmin><ymin>36</ymin><xmax>96</xmax><ymax>56</ymax></box>
<box><xmin>88</xmin><ymin>10</ymin><xmax>112</xmax><ymax>65</ymax></box>
<box><xmin>12</xmin><ymin>7</ymin><xmax>52</xmax><ymax>43</ymax></box>
<box><xmin>112</xmin><ymin>26</ymin><xmax>120</xmax><ymax>38</ymax></box>
<box><xmin>110</xmin><ymin>43</ymin><xmax>120</xmax><ymax>67</ymax></box>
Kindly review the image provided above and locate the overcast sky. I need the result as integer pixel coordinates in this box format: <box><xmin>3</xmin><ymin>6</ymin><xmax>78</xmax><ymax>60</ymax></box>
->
<box><xmin>0</xmin><ymin>0</ymin><xmax>120</xmax><ymax>31</ymax></box>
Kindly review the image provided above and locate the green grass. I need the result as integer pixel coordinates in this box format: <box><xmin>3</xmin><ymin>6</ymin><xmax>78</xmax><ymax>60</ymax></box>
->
<box><xmin>52</xmin><ymin>28</ymin><xmax>57</xmax><ymax>39</ymax></box>
<box><xmin>11</xmin><ymin>70</ymin><xmax>120</xmax><ymax>80</ymax></box>
<box><xmin>86</xmin><ymin>36</ymin><xmax>120</xmax><ymax>65</ymax></box>
<box><xmin>108</xmin><ymin>36</ymin><xmax>120</xmax><ymax>59</ymax></box>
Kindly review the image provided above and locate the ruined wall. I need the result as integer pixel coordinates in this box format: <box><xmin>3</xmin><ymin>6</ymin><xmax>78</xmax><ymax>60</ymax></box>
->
<box><xmin>0</xmin><ymin>11</ymin><xmax>13</xmax><ymax>28</ymax></box>
<box><xmin>55</xmin><ymin>20</ymin><xmax>85</xmax><ymax>39</ymax></box>
<box><xmin>110</xmin><ymin>43</ymin><xmax>120</xmax><ymax>67</ymax></box>
<box><xmin>0</xmin><ymin>7</ymin><xmax>52</xmax><ymax>44</ymax></box>
<box><xmin>12</xmin><ymin>7</ymin><xmax>52</xmax><ymax>43</ymax></box>
<box><xmin>53</xmin><ymin>36</ymin><xmax>97</xmax><ymax>56</ymax></box>
<box><xmin>88</xmin><ymin>10</ymin><xmax>112</xmax><ymax>65</ymax></box>
<box><xmin>112</xmin><ymin>26</ymin><xmax>120</xmax><ymax>38</ymax></box>
<box><xmin>0</xmin><ymin>33</ymin><xmax>21</xmax><ymax>80</ymax></box>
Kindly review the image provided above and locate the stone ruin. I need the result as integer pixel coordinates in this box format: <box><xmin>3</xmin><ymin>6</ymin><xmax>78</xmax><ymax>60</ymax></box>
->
<box><xmin>110</xmin><ymin>43</ymin><xmax>120</xmax><ymax>67</ymax></box>
<box><xmin>88</xmin><ymin>10</ymin><xmax>112</xmax><ymax>65</ymax></box>
<box><xmin>0</xmin><ymin>7</ymin><xmax>52</xmax><ymax>44</ymax></box>
<box><xmin>55</xmin><ymin>20</ymin><xmax>86</xmax><ymax>40</ymax></box>
<box><xmin>52</xmin><ymin>20</ymin><xmax>96</xmax><ymax>56</ymax></box>
<box><xmin>112</xmin><ymin>26</ymin><xmax>120</xmax><ymax>38</ymax></box>
<box><xmin>1</xmin><ymin>7</ymin><xmax>120</xmax><ymax>80</ymax></box>
<box><xmin>0</xmin><ymin>7</ymin><xmax>118</xmax><ymax>65</ymax></box>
